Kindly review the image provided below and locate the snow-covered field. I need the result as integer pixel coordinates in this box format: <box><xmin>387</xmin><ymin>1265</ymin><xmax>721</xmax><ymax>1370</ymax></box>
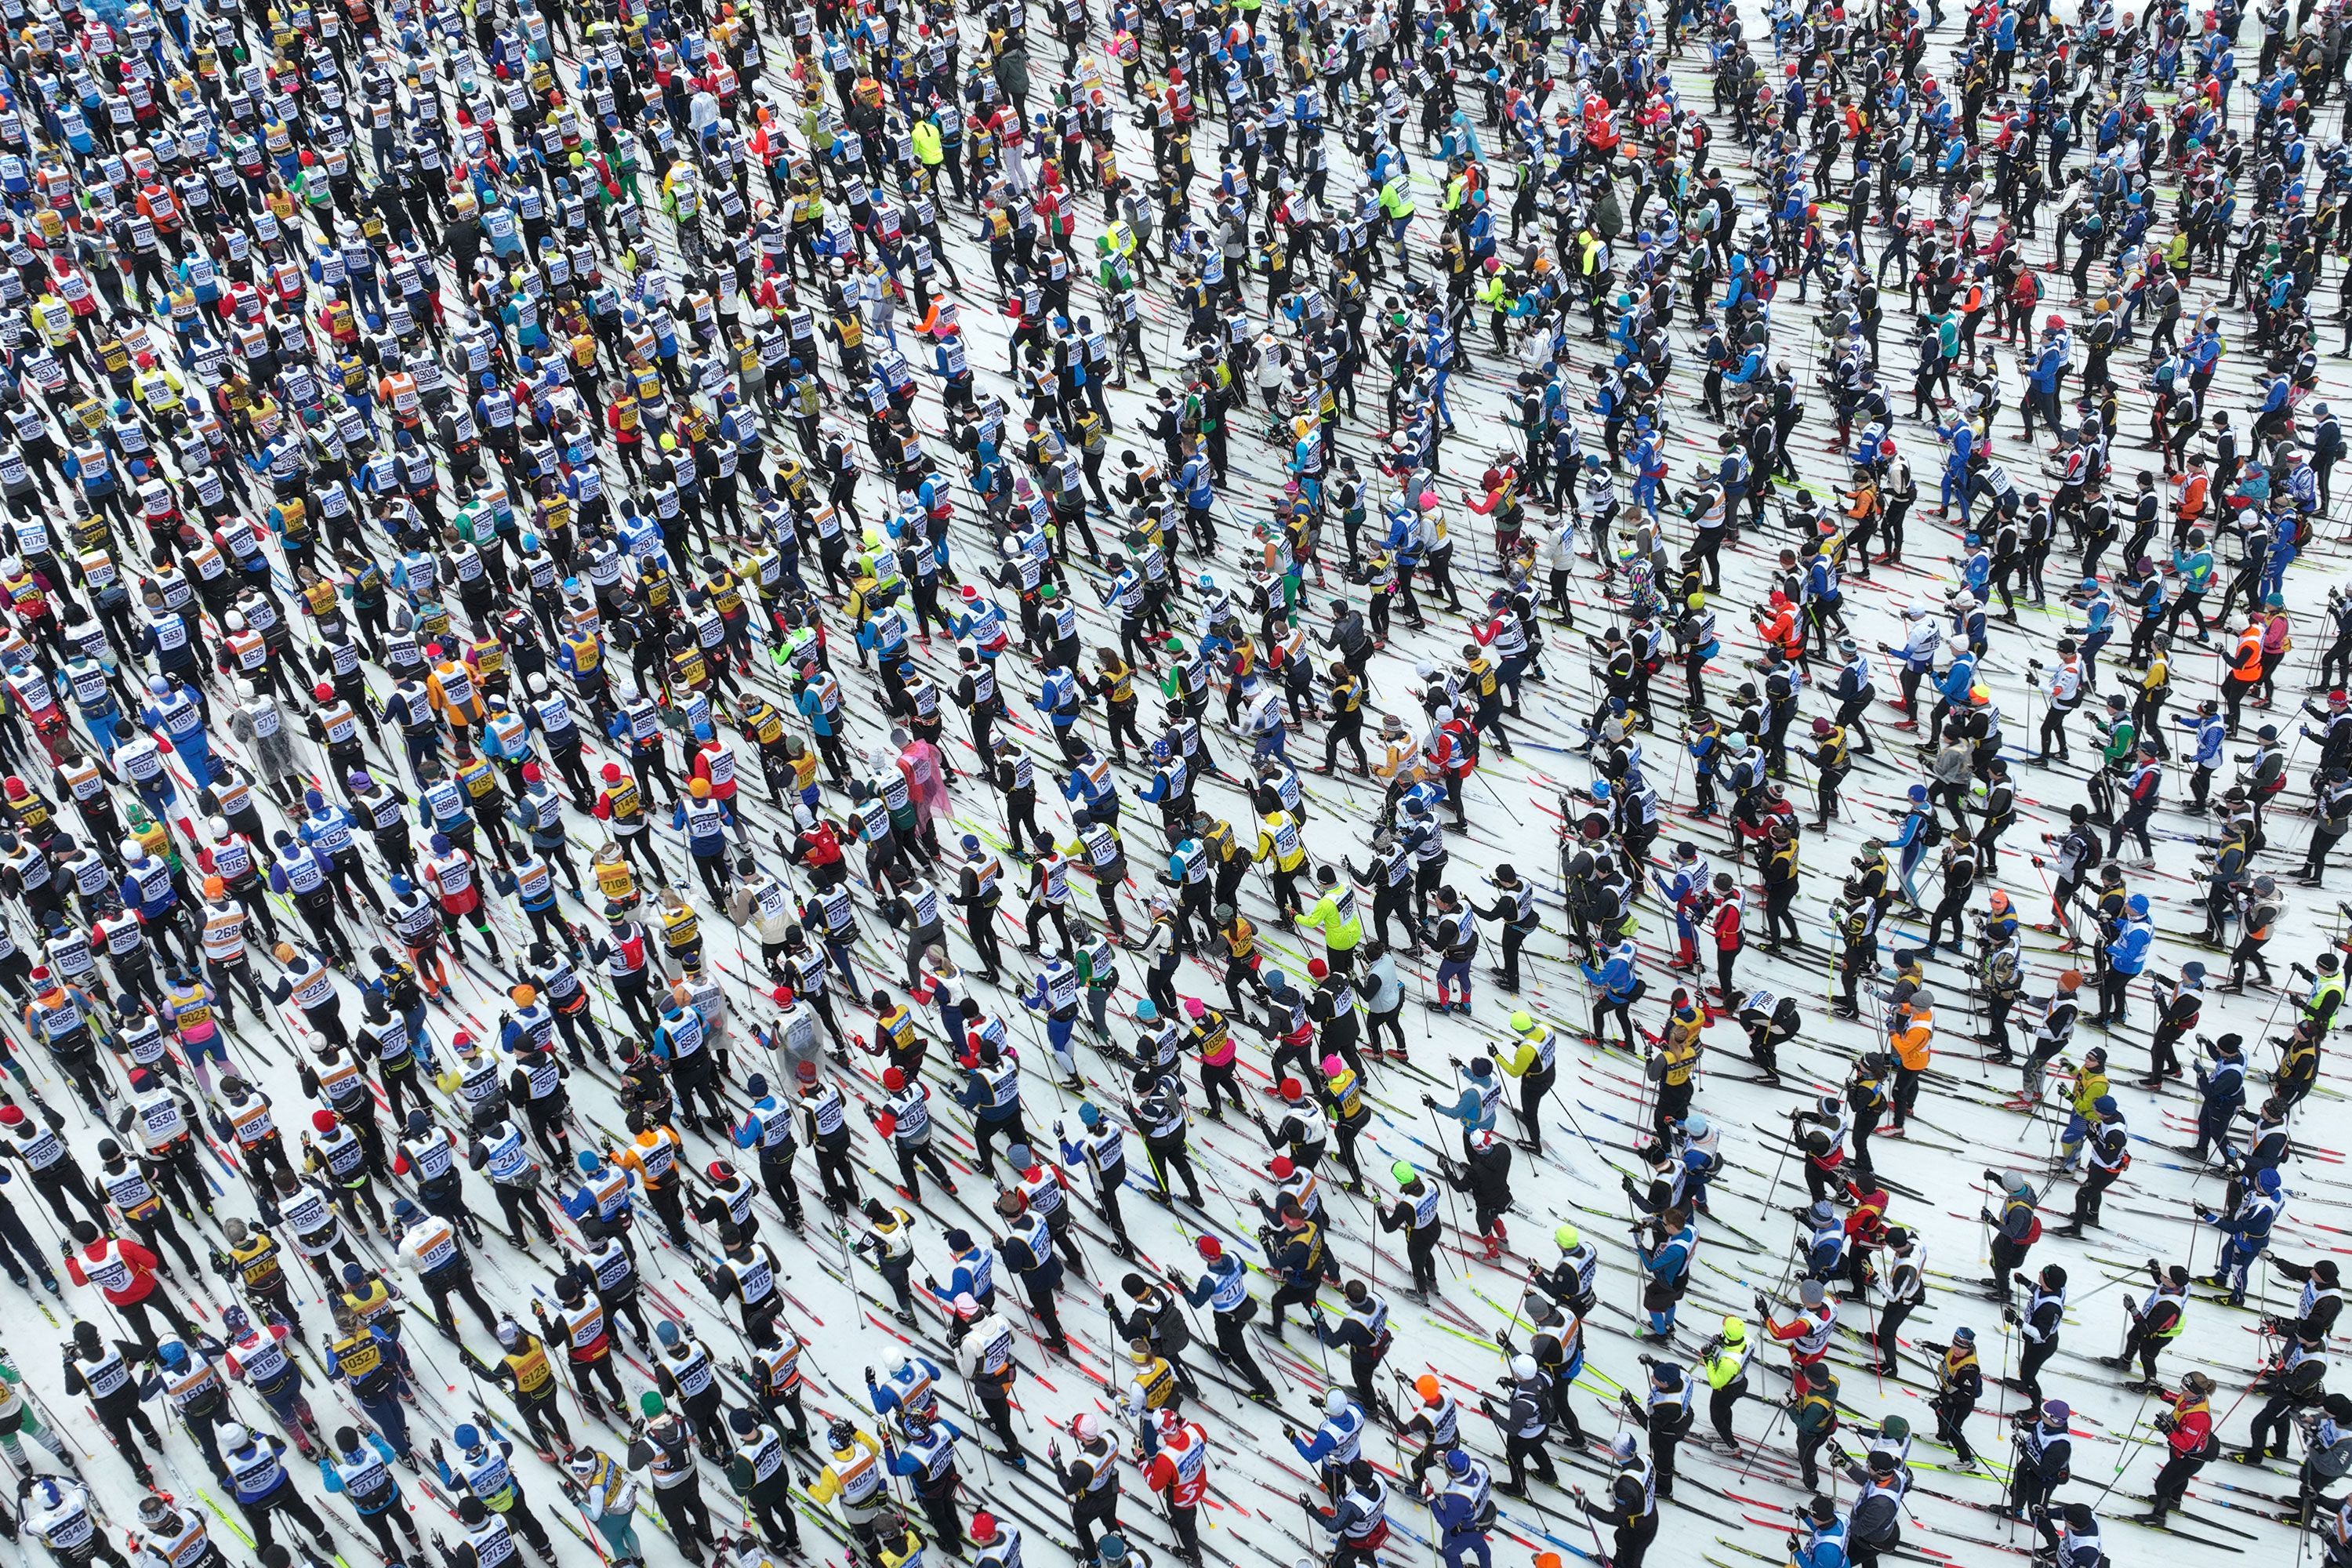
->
<box><xmin>8</xmin><ymin>7</ymin><xmax>2350</xmax><ymax>1568</ymax></box>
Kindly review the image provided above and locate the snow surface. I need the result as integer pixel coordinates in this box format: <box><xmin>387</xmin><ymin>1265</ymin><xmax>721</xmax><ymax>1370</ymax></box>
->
<box><xmin>9</xmin><ymin>7</ymin><xmax>2352</xmax><ymax>1568</ymax></box>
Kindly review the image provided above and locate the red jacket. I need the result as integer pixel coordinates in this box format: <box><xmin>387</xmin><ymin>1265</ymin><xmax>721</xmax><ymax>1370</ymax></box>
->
<box><xmin>795</xmin><ymin>822</ymin><xmax>844</xmax><ymax>873</ymax></box>
<box><xmin>1432</xmin><ymin>721</ymin><xmax>1475</xmax><ymax>779</ymax></box>
<box><xmin>1764</xmin><ymin>1304</ymin><xmax>1835</xmax><ymax>1363</ymax></box>
<box><xmin>691</xmin><ymin>742</ymin><xmax>738</xmax><ymax>802</ymax></box>
<box><xmin>65</xmin><ymin>1236</ymin><xmax>165</xmax><ymax>1305</ymax></box>
<box><xmin>2160</xmin><ymin>1390</ymin><xmax>2213</xmax><ymax>1457</ymax></box>
<box><xmin>1146</xmin><ymin>1421</ymin><xmax>1210</xmax><ymax>1508</ymax></box>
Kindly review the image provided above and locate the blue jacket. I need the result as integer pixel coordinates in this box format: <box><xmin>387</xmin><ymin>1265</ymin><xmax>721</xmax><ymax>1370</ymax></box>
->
<box><xmin>1178</xmin><ymin>1254</ymin><xmax>1250</xmax><ymax>1310</ymax></box>
<box><xmin>1794</xmin><ymin>1519</ymin><xmax>1851</xmax><ymax>1568</ymax></box>
<box><xmin>1642</xmin><ymin>1222</ymin><xmax>1697</xmax><ymax>1284</ymax></box>
<box><xmin>2198</xmin><ymin>1054</ymin><xmax>2246</xmax><ymax>1112</ymax></box>
<box><xmin>1290</xmin><ymin>1401</ymin><xmax>1366</xmax><ymax>1467</ymax></box>
<box><xmin>1580</xmin><ymin>950</ymin><xmax>1642</xmax><ymax>1004</ymax></box>
<box><xmin>263</xmin><ymin>843</ymin><xmax>337</xmax><ymax>900</ymax></box>
<box><xmin>317</xmin><ymin>1432</ymin><xmax>405</xmax><ymax>1514</ymax></box>
<box><xmin>1428</xmin><ymin>1082</ymin><xmax>1496</xmax><ymax>1133</ymax></box>
<box><xmin>2203</xmin><ymin>1192</ymin><xmax>2278</xmax><ymax>1247</ymax></box>
<box><xmin>2106</xmin><ymin>917</ymin><xmax>2153</xmax><ymax>978</ymax></box>
<box><xmin>793</xmin><ymin>687</ymin><xmax>840</xmax><ymax>738</ymax></box>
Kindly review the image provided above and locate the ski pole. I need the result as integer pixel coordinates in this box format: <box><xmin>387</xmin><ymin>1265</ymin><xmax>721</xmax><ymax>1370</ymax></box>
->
<box><xmin>1014</xmin><ymin>1002</ymin><xmax>1071</xmax><ymax>1115</ymax></box>
<box><xmin>1755</xmin><ymin>1118</ymin><xmax>1795</xmax><ymax>1222</ymax></box>
<box><xmin>838</xmin><ymin>1215</ymin><xmax>867</xmax><ymax>1325</ymax></box>
<box><xmin>2064</xmin><ymin>1260</ymin><xmax>2156</xmax><ymax>1308</ymax></box>
<box><xmin>13</xmin><ymin>1374</ymin><xmax>94</xmax><ymax>1468</ymax></box>
<box><xmin>1734</xmin><ymin>1396</ymin><xmax>1791</xmax><ymax>1483</ymax></box>
<box><xmin>1552</xmin><ymin>1092</ymin><xmax>1618</xmax><ymax>1181</ymax></box>
<box><xmin>1420</xmin><ymin>1102</ymin><xmax>1472</xmax><ymax>1246</ymax></box>
<box><xmin>1570</xmin><ymin>1490</ymin><xmax>1608</xmax><ymax>1564</ymax></box>
<box><xmin>954</xmin><ymin>1361</ymin><xmax>1009</xmax><ymax>1472</ymax></box>
<box><xmin>400</xmin><ymin>1306</ymin><xmax>461</xmax><ymax>1396</ymax></box>
<box><xmin>2085</xmin><ymin>1381</ymin><xmax>2158</xmax><ymax>1512</ymax></box>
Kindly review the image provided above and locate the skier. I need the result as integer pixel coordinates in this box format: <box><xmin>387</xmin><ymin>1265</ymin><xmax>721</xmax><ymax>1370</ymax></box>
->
<box><xmin>1171</xmin><ymin>1235</ymin><xmax>1278</xmax><ymax>1403</ymax></box>
<box><xmin>317</xmin><ymin>1426</ymin><xmax>425</xmax><ymax>1566</ymax></box>
<box><xmin>2004</xmin><ymin>1399</ymin><xmax>2074</xmax><ymax>1519</ymax></box>
<box><xmin>676</xmin><ymin>1393</ymin><xmax>759</xmax><ymax>1534</ymax></box>
<box><xmin>2138</xmin><ymin>1372</ymin><xmax>2218</xmax><ymax>1524</ymax></box>
<box><xmin>390</xmin><ymin>1196</ymin><xmax>499</xmax><ymax>1336</ymax></box>
<box><xmin>19</xmin><ymin>1475</ymin><xmax>127</xmax><ymax>1568</ymax></box>
<box><xmin>2200</xmin><ymin>1167</ymin><xmax>2285</xmax><ymax>1306</ymax></box>
<box><xmin>536</xmin><ymin>1272</ymin><xmax>630</xmax><ymax>1418</ymax></box>
<box><xmin>2106</xmin><ymin>1263</ymin><xmax>2196</xmax><ymax>1387</ymax></box>
<box><xmin>61</xmin><ymin>1221</ymin><xmax>194</xmax><ymax>1349</ymax></box>
<box><xmin>1142</xmin><ymin>1409</ymin><xmax>1211</xmax><ymax>1566</ymax></box>
<box><xmin>130</xmin><ymin>1494</ymin><xmax>221</xmax><ymax>1568</ymax></box>
<box><xmin>1422</xmin><ymin>1447</ymin><xmax>1494</xmax><ymax>1568</ymax></box>
<box><xmin>219</xmin><ymin>1422</ymin><xmax>337</xmax><ymax>1559</ymax></box>
<box><xmin>1483</xmin><ymin>1358</ymin><xmax>1555</xmax><ymax>1497</ymax></box>
<box><xmin>629</xmin><ymin>1393</ymin><xmax>720</xmax><ymax>1563</ymax></box>
<box><xmin>437</xmin><ymin>1421</ymin><xmax>559</xmax><ymax>1563</ymax></box>
<box><xmin>561</xmin><ymin>1446</ymin><xmax>644</xmax><ymax>1568</ymax></box>
<box><xmin>1980</xmin><ymin>1170</ymin><xmax>2045</xmax><ymax>1295</ymax></box>
<box><xmin>1044</xmin><ymin>1410</ymin><xmax>1128</xmax><ymax>1559</ymax></box>
<box><xmin>1570</xmin><ymin>1468</ymin><xmax>1659</xmax><ymax>1568</ymax></box>
<box><xmin>1636</xmin><ymin>1209</ymin><xmax>1697</xmax><ymax>1337</ymax></box>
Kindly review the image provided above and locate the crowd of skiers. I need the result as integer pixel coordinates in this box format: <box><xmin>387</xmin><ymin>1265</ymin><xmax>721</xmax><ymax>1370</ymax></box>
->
<box><xmin>0</xmin><ymin>2</ymin><xmax>2345</xmax><ymax>1568</ymax></box>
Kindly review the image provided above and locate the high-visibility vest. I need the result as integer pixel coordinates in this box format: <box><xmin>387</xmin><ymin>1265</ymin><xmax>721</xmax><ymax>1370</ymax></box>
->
<box><xmin>1892</xmin><ymin>1013</ymin><xmax>1933</xmax><ymax>1070</ymax></box>
<box><xmin>2230</xmin><ymin>626</ymin><xmax>2264</xmax><ymax>683</ymax></box>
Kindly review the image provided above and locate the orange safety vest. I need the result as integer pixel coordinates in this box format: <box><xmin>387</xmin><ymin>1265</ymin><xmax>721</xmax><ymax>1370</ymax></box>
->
<box><xmin>1891</xmin><ymin>1010</ymin><xmax>1933</xmax><ymax>1071</ymax></box>
<box><xmin>2177</xmin><ymin>472</ymin><xmax>2209</xmax><ymax>521</ymax></box>
<box><xmin>380</xmin><ymin>372</ymin><xmax>420</xmax><ymax>426</ymax></box>
<box><xmin>2228</xmin><ymin>626</ymin><xmax>2264</xmax><ymax>684</ymax></box>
